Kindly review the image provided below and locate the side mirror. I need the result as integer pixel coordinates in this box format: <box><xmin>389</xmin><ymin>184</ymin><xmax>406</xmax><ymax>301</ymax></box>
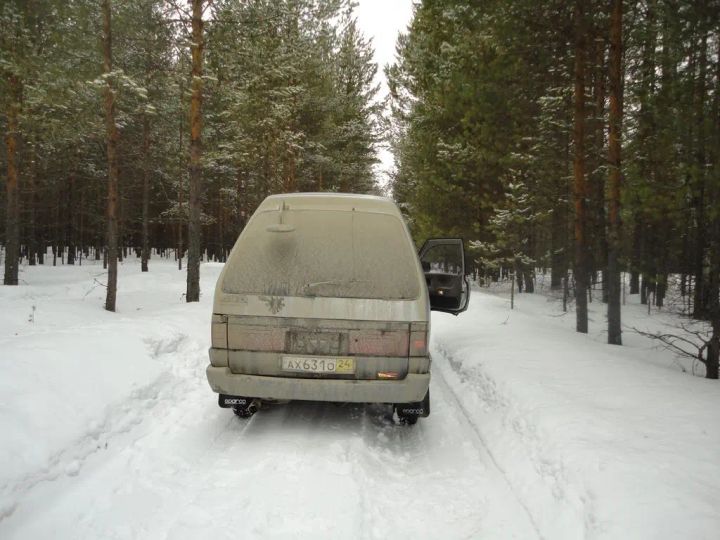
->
<box><xmin>418</xmin><ymin>238</ymin><xmax>470</xmax><ymax>315</ymax></box>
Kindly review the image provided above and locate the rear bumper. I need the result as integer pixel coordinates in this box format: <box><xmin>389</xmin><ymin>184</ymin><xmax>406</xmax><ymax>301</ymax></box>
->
<box><xmin>206</xmin><ymin>366</ymin><xmax>430</xmax><ymax>404</ymax></box>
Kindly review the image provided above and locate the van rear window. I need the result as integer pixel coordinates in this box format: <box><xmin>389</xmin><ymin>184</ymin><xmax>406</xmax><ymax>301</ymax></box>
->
<box><xmin>222</xmin><ymin>210</ymin><xmax>420</xmax><ymax>300</ymax></box>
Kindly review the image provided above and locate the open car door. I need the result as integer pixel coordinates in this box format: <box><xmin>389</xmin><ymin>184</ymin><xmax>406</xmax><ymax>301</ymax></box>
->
<box><xmin>418</xmin><ymin>238</ymin><xmax>470</xmax><ymax>315</ymax></box>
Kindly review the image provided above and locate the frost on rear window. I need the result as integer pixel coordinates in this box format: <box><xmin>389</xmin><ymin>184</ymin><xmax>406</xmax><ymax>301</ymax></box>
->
<box><xmin>221</xmin><ymin>209</ymin><xmax>420</xmax><ymax>300</ymax></box>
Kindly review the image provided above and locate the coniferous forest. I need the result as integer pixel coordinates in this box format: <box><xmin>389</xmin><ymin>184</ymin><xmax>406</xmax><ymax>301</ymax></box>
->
<box><xmin>388</xmin><ymin>0</ymin><xmax>719</xmax><ymax>376</ymax></box>
<box><xmin>1</xmin><ymin>1</ymin><xmax>719</xmax><ymax>377</ymax></box>
<box><xmin>0</xmin><ymin>0</ymin><xmax>380</xmax><ymax>306</ymax></box>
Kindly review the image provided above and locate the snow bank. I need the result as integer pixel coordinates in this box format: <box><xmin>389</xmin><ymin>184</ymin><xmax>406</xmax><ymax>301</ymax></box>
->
<box><xmin>431</xmin><ymin>284</ymin><xmax>720</xmax><ymax>540</ymax></box>
<box><xmin>0</xmin><ymin>257</ymin><xmax>221</xmax><ymax>520</ymax></box>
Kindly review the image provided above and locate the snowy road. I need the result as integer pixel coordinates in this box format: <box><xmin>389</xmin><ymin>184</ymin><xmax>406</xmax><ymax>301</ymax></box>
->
<box><xmin>1</xmin><ymin>327</ymin><xmax>537</xmax><ymax>539</ymax></box>
<box><xmin>3</xmin><ymin>260</ymin><xmax>719</xmax><ymax>539</ymax></box>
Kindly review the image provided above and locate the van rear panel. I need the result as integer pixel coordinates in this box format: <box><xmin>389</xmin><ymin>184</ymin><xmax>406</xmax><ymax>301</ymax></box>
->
<box><xmin>217</xmin><ymin>315</ymin><xmax>427</xmax><ymax>380</ymax></box>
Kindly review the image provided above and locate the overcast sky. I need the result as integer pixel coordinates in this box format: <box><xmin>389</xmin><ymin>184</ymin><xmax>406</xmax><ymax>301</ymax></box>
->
<box><xmin>354</xmin><ymin>0</ymin><xmax>415</xmax><ymax>188</ymax></box>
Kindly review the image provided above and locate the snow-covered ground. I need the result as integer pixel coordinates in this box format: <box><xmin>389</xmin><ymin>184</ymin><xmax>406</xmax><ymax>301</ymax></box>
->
<box><xmin>0</xmin><ymin>258</ymin><xmax>718</xmax><ymax>539</ymax></box>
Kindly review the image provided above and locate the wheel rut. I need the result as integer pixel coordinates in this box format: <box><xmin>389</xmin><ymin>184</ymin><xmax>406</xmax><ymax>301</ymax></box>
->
<box><xmin>431</xmin><ymin>352</ymin><xmax>544</xmax><ymax>540</ymax></box>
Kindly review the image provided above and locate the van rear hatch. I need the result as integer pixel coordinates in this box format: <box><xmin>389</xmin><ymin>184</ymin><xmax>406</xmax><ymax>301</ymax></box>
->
<box><xmin>219</xmin><ymin>207</ymin><xmax>421</xmax><ymax>301</ymax></box>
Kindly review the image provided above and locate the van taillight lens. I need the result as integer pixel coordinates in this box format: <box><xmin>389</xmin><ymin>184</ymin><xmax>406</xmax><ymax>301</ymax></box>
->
<box><xmin>211</xmin><ymin>315</ymin><xmax>227</xmax><ymax>348</ymax></box>
<box><xmin>229</xmin><ymin>326</ymin><xmax>287</xmax><ymax>352</ymax></box>
<box><xmin>349</xmin><ymin>330</ymin><xmax>409</xmax><ymax>357</ymax></box>
<box><xmin>409</xmin><ymin>322</ymin><xmax>428</xmax><ymax>356</ymax></box>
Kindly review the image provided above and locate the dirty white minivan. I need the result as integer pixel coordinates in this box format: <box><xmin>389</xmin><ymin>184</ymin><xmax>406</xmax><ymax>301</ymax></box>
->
<box><xmin>206</xmin><ymin>193</ymin><xmax>469</xmax><ymax>424</ymax></box>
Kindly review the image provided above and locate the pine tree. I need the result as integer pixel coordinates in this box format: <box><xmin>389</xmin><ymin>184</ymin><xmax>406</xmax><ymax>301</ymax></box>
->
<box><xmin>470</xmin><ymin>179</ymin><xmax>543</xmax><ymax>293</ymax></box>
<box><xmin>572</xmin><ymin>0</ymin><xmax>589</xmax><ymax>333</ymax></box>
<box><xmin>186</xmin><ymin>0</ymin><xmax>206</xmax><ymax>303</ymax></box>
<box><xmin>607</xmin><ymin>0</ymin><xmax>624</xmax><ymax>345</ymax></box>
<box><xmin>1</xmin><ymin>1</ymin><xmax>33</xmax><ymax>285</ymax></box>
<box><xmin>102</xmin><ymin>0</ymin><xmax>120</xmax><ymax>312</ymax></box>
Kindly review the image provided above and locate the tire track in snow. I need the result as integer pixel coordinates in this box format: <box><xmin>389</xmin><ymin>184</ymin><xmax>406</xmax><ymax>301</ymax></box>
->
<box><xmin>433</xmin><ymin>336</ymin><xmax>592</xmax><ymax>539</ymax></box>
<box><xmin>430</xmin><ymin>353</ymin><xmax>544</xmax><ymax>540</ymax></box>
<box><xmin>5</xmin><ymin>325</ymin><xmax>541</xmax><ymax>539</ymax></box>
<box><xmin>213</xmin><ymin>384</ymin><xmax>538</xmax><ymax>539</ymax></box>
<box><xmin>324</xmin><ymin>395</ymin><xmax>533</xmax><ymax>539</ymax></box>
<box><xmin>0</xmin><ymin>369</ymin><xmax>176</xmax><ymax>523</ymax></box>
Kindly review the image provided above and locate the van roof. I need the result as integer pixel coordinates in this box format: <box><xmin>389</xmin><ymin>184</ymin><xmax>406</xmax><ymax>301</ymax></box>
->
<box><xmin>259</xmin><ymin>193</ymin><xmax>401</xmax><ymax>216</ymax></box>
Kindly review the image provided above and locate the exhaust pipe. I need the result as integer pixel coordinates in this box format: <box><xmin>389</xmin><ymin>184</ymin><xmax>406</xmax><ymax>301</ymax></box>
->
<box><xmin>219</xmin><ymin>395</ymin><xmax>262</xmax><ymax>415</ymax></box>
<box><xmin>247</xmin><ymin>399</ymin><xmax>261</xmax><ymax>415</ymax></box>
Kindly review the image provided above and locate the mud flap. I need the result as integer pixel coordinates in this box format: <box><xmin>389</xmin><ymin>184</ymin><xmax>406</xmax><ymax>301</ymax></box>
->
<box><xmin>218</xmin><ymin>394</ymin><xmax>251</xmax><ymax>408</ymax></box>
<box><xmin>395</xmin><ymin>389</ymin><xmax>430</xmax><ymax>418</ymax></box>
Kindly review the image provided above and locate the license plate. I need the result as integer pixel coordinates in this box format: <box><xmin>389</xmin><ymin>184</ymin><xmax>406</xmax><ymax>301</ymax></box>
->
<box><xmin>281</xmin><ymin>356</ymin><xmax>355</xmax><ymax>374</ymax></box>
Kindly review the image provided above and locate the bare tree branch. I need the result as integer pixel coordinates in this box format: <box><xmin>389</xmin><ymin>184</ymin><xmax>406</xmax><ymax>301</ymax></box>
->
<box><xmin>632</xmin><ymin>326</ymin><xmax>708</xmax><ymax>367</ymax></box>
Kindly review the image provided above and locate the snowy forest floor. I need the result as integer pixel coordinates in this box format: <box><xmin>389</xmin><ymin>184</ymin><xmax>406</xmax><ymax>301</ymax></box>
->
<box><xmin>0</xmin><ymin>257</ymin><xmax>718</xmax><ymax>539</ymax></box>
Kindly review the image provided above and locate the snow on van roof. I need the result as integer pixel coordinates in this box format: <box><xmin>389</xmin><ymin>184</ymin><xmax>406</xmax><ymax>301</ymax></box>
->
<box><xmin>259</xmin><ymin>193</ymin><xmax>400</xmax><ymax>215</ymax></box>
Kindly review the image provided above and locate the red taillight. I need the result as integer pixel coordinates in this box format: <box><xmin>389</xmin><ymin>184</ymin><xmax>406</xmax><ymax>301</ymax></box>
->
<box><xmin>349</xmin><ymin>330</ymin><xmax>409</xmax><ymax>357</ymax></box>
<box><xmin>211</xmin><ymin>315</ymin><xmax>227</xmax><ymax>348</ymax></box>
<box><xmin>409</xmin><ymin>322</ymin><xmax>428</xmax><ymax>356</ymax></box>
<box><xmin>228</xmin><ymin>325</ymin><xmax>286</xmax><ymax>352</ymax></box>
